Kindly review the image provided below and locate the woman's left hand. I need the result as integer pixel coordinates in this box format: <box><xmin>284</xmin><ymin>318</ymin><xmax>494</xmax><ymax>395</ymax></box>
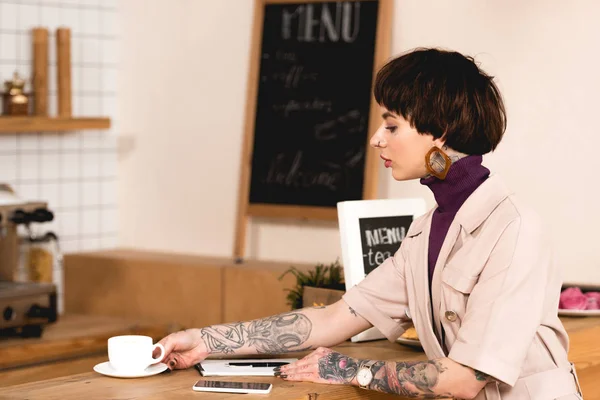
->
<box><xmin>275</xmin><ymin>347</ymin><xmax>360</xmax><ymax>385</ymax></box>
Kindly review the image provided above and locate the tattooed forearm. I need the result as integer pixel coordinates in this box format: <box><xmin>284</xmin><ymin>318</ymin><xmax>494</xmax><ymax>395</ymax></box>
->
<box><xmin>311</xmin><ymin>351</ymin><xmax>481</xmax><ymax>399</ymax></box>
<box><xmin>200</xmin><ymin>312</ymin><xmax>312</xmax><ymax>355</ymax></box>
<box><xmin>349</xmin><ymin>307</ymin><xmax>358</xmax><ymax>317</ymax></box>
<box><xmin>474</xmin><ymin>369</ymin><xmax>492</xmax><ymax>382</ymax></box>
<box><xmin>365</xmin><ymin>360</ymin><xmax>450</xmax><ymax>398</ymax></box>
<box><xmin>313</xmin><ymin>352</ymin><xmax>452</xmax><ymax>398</ymax></box>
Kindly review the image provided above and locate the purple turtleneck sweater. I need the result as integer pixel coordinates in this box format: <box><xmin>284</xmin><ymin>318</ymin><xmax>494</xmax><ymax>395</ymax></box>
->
<box><xmin>421</xmin><ymin>155</ymin><xmax>490</xmax><ymax>286</ymax></box>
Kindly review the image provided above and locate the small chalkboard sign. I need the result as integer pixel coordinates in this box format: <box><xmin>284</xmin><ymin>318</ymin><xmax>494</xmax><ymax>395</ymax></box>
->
<box><xmin>359</xmin><ymin>215</ymin><xmax>413</xmax><ymax>275</ymax></box>
<box><xmin>337</xmin><ymin>198</ymin><xmax>427</xmax><ymax>342</ymax></box>
<box><xmin>234</xmin><ymin>0</ymin><xmax>392</xmax><ymax>259</ymax></box>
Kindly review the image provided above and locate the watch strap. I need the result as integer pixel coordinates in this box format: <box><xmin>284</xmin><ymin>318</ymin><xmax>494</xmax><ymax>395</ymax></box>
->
<box><xmin>358</xmin><ymin>360</ymin><xmax>377</xmax><ymax>389</ymax></box>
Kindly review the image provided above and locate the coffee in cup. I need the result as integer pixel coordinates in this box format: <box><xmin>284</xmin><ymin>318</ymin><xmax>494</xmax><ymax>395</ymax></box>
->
<box><xmin>108</xmin><ymin>335</ymin><xmax>165</xmax><ymax>373</ymax></box>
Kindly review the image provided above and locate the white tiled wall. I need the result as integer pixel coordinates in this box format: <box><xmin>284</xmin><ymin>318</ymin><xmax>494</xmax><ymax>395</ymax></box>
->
<box><xmin>0</xmin><ymin>0</ymin><xmax>119</xmax><ymax>253</ymax></box>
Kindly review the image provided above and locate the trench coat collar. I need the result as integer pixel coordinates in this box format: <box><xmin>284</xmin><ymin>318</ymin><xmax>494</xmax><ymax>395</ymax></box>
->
<box><xmin>407</xmin><ymin>174</ymin><xmax>512</xmax><ymax>237</ymax></box>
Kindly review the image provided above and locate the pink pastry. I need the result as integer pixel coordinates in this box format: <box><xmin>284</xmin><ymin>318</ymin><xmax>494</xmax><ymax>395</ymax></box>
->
<box><xmin>559</xmin><ymin>287</ymin><xmax>587</xmax><ymax>310</ymax></box>
<box><xmin>584</xmin><ymin>292</ymin><xmax>600</xmax><ymax>310</ymax></box>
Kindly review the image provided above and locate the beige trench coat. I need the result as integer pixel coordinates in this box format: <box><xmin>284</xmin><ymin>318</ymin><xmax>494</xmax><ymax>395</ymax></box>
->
<box><xmin>343</xmin><ymin>175</ymin><xmax>583</xmax><ymax>400</ymax></box>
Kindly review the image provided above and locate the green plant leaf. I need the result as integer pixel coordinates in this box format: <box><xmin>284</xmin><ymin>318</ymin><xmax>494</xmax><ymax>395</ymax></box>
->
<box><xmin>279</xmin><ymin>259</ymin><xmax>345</xmax><ymax>309</ymax></box>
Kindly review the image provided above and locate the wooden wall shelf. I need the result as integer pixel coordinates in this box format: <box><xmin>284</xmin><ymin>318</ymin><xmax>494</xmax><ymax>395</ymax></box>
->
<box><xmin>0</xmin><ymin>116</ymin><xmax>111</xmax><ymax>133</ymax></box>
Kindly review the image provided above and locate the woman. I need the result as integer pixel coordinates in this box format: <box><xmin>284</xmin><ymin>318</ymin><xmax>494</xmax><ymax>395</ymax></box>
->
<box><xmin>156</xmin><ymin>48</ymin><xmax>582</xmax><ymax>399</ymax></box>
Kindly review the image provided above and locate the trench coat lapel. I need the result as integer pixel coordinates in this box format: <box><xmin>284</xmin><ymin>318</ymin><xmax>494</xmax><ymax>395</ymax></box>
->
<box><xmin>406</xmin><ymin>215</ymin><xmax>446</xmax><ymax>359</ymax></box>
<box><xmin>430</xmin><ymin>219</ymin><xmax>462</xmax><ymax>352</ymax></box>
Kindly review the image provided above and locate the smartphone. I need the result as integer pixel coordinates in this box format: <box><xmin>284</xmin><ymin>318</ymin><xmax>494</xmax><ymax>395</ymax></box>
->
<box><xmin>192</xmin><ymin>380</ymin><xmax>273</xmax><ymax>394</ymax></box>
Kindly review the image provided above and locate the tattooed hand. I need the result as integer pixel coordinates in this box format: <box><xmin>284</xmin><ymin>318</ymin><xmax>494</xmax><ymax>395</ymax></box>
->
<box><xmin>275</xmin><ymin>347</ymin><xmax>360</xmax><ymax>385</ymax></box>
<box><xmin>156</xmin><ymin>329</ymin><xmax>208</xmax><ymax>370</ymax></box>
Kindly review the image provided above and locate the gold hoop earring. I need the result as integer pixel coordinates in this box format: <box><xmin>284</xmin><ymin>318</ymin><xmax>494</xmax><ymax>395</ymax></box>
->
<box><xmin>425</xmin><ymin>146</ymin><xmax>451</xmax><ymax>179</ymax></box>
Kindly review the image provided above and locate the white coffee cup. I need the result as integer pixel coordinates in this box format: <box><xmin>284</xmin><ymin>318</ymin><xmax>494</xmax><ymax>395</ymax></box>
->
<box><xmin>108</xmin><ymin>335</ymin><xmax>165</xmax><ymax>373</ymax></box>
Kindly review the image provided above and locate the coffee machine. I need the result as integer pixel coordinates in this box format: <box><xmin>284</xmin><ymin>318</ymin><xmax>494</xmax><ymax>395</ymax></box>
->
<box><xmin>0</xmin><ymin>184</ymin><xmax>58</xmax><ymax>338</ymax></box>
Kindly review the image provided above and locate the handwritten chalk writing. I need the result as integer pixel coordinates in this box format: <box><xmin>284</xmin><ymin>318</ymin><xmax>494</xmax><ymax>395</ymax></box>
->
<box><xmin>363</xmin><ymin>249</ymin><xmax>392</xmax><ymax>268</ymax></box>
<box><xmin>282</xmin><ymin>2</ymin><xmax>360</xmax><ymax>43</ymax></box>
<box><xmin>275</xmin><ymin>51</ymin><xmax>298</xmax><ymax>62</ymax></box>
<box><xmin>263</xmin><ymin>151</ymin><xmax>342</xmax><ymax>191</ymax></box>
<box><xmin>359</xmin><ymin>216</ymin><xmax>414</xmax><ymax>275</ymax></box>
<box><xmin>273</xmin><ymin>98</ymin><xmax>333</xmax><ymax>116</ymax></box>
<box><xmin>248</xmin><ymin>2</ymin><xmax>378</xmax><ymax>207</ymax></box>
<box><xmin>344</xmin><ymin>148</ymin><xmax>364</xmax><ymax>168</ymax></box>
<box><xmin>314</xmin><ymin>110</ymin><xmax>365</xmax><ymax>141</ymax></box>
<box><xmin>271</xmin><ymin>65</ymin><xmax>319</xmax><ymax>89</ymax></box>
<box><xmin>365</xmin><ymin>227</ymin><xmax>407</xmax><ymax>247</ymax></box>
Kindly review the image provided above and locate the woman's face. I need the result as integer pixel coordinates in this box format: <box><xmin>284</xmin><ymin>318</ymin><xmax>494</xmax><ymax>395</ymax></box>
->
<box><xmin>369</xmin><ymin>107</ymin><xmax>442</xmax><ymax>181</ymax></box>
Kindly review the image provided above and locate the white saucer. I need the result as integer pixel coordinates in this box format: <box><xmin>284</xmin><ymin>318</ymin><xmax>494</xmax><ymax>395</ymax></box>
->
<box><xmin>93</xmin><ymin>362</ymin><xmax>168</xmax><ymax>378</ymax></box>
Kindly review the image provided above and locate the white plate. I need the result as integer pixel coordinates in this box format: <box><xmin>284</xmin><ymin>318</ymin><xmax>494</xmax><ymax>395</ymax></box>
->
<box><xmin>395</xmin><ymin>337</ymin><xmax>423</xmax><ymax>349</ymax></box>
<box><xmin>93</xmin><ymin>362</ymin><xmax>168</xmax><ymax>378</ymax></box>
<box><xmin>558</xmin><ymin>309</ymin><xmax>600</xmax><ymax>317</ymax></box>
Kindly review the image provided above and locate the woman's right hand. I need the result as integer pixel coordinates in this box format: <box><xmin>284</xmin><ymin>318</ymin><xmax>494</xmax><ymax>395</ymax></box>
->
<box><xmin>156</xmin><ymin>329</ymin><xmax>209</xmax><ymax>370</ymax></box>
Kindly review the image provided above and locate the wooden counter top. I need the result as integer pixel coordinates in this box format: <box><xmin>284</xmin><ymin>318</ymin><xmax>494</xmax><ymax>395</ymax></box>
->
<box><xmin>1</xmin><ymin>317</ymin><xmax>597</xmax><ymax>399</ymax></box>
<box><xmin>0</xmin><ymin>339</ymin><xmax>424</xmax><ymax>400</ymax></box>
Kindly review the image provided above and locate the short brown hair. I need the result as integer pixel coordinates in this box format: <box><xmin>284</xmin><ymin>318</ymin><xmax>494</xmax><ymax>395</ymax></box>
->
<box><xmin>374</xmin><ymin>47</ymin><xmax>507</xmax><ymax>155</ymax></box>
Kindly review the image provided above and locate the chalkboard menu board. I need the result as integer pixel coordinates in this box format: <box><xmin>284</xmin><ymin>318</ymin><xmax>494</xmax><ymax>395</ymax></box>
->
<box><xmin>234</xmin><ymin>0</ymin><xmax>392</xmax><ymax>260</ymax></box>
<box><xmin>249</xmin><ymin>0</ymin><xmax>382</xmax><ymax>209</ymax></box>
<box><xmin>359</xmin><ymin>215</ymin><xmax>413</xmax><ymax>275</ymax></box>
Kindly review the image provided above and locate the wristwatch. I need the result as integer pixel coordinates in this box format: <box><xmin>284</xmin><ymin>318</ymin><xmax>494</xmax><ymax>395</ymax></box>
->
<box><xmin>356</xmin><ymin>360</ymin><xmax>376</xmax><ymax>389</ymax></box>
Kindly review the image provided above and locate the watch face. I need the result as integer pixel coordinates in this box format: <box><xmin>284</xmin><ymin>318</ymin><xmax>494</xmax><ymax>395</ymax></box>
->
<box><xmin>357</xmin><ymin>367</ymin><xmax>373</xmax><ymax>386</ymax></box>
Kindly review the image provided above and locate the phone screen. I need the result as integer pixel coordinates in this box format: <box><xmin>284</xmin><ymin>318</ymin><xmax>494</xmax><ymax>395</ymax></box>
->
<box><xmin>193</xmin><ymin>381</ymin><xmax>272</xmax><ymax>391</ymax></box>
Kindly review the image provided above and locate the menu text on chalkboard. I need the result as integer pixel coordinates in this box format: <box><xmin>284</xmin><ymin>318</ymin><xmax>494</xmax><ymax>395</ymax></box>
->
<box><xmin>359</xmin><ymin>215</ymin><xmax>413</xmax><ymax>275</ymax></box>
